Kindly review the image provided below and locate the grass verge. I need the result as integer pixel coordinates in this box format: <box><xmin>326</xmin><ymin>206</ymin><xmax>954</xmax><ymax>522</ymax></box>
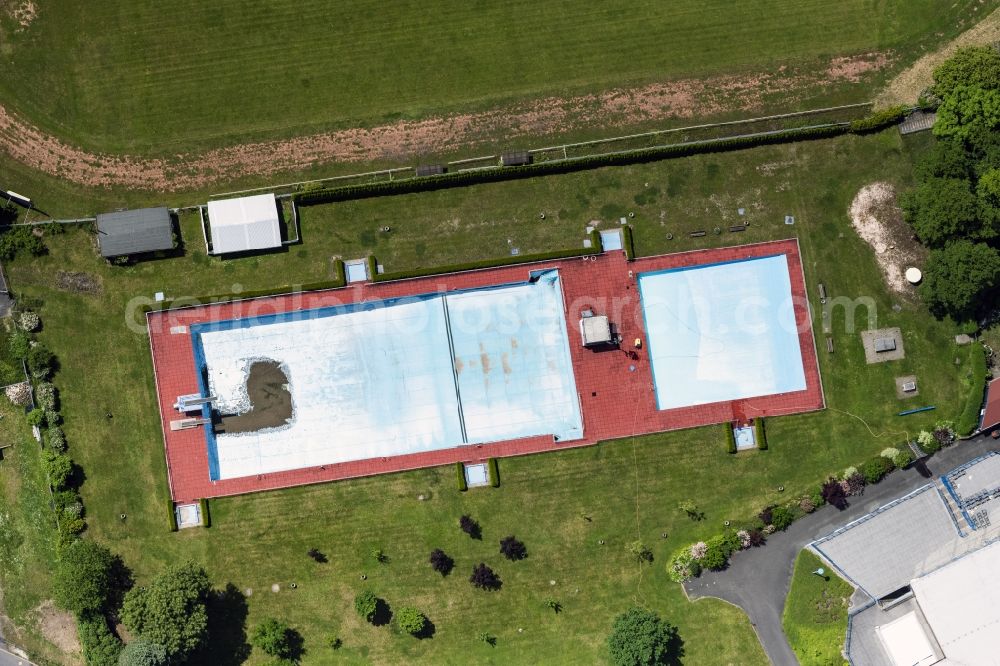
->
<box><xmin>782</xmin><ymin>549</ymin><xmax>853</xmax><ymax>666</ymax></box>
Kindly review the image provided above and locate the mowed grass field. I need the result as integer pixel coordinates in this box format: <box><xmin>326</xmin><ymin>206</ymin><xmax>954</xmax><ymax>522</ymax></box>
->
<box><xmin>0</xmin><ymin>0</ymin><xmax>990</xmax><ymax>154</ymax></box>
<box><xmin>1</xmin><ymin>132</ymin><xmax>979</xmax><ymax>663</ymax></box>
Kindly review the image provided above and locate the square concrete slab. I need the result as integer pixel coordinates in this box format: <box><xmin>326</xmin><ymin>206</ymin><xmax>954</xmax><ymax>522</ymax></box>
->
<box><xmin>862</xmin><ymin>327</ymin><xmax>905</xmax><ymax>364</ymax></box>
<box><xmin>896</xmin><ymin>375</ymin><xmax>918</xmax><ymax>399</ymax></box>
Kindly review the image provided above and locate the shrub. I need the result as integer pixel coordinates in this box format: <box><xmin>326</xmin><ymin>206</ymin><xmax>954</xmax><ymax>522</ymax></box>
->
<box><xmin>53</xmin><ymin>539</ymin><xmax>115</xmax><ymax>614</ymax></box>
<box><xmin>354</xmin><ymin>590</ymin><xmax>378</xmax><ymax>622</ymax></box>
<box><xmin>957</xmin><ymin>345</ymin><xmax>987</xmax><ymax>436</ymax></box>
<box><xmin>841</xmin><ymin>465</ymin><xmax>858</xmax><ymax>480</ymax></box>
<box><xmin>78</xmin><ymin>611</ymin><xmax>123</xmax><ymax>666</ymax></box>
<box><xmin>429</xmin><ymin>548</ymin><xmax>454</xmax><ymax>576</ymax></box>
<box><xmin>456</xmin><ymin>461</ymin><xmax>467</xmax><ymax>491</ymax></box>
<box><xmin>809</xmin><ymin>487</ymin><xmax>826</xmax><ymax>508</ymax></box>
<box><xmin>700</xmin><ymin>540</ymin><xmax>728</xmax><ymax>570</ymax></box>
<box><xmin>4</xmin><ymin>381</ymin><xmax>31</xmax><ymax>407</ymax></box>
<box><xmin>166</xmin><ymin>499</ymin><xmax>177</xmax><ymax>532</ymax></box>
<box><xmin>469</xmin><ymin>563</ymin><xmax>502</xmax><ymax>591</ymax></box>
<box><xmin>395</xmin><ymin>606</ymin><xmax>427</xmax><ymax>636</ymax></box>
<box><xmin>844</xmin><ymin>472</ymin><xmax>866</xmax><ymax>496</ymax></box>
<box><xmin>27</xmin><ymin>344</ymin><xmax>56</xmax><ymax>379</ymax></box>
<box><xmin>307</xmin><ymin>548</ymin><xmax>327</xmax><ymax>563</ymax></box>
<box><xmin>17</xmin><ymin>310</ymin><xmax>40</xmax><ymax>332</ymax></box>
<box><xmin>607</xmin><ymin>606</ymin><xmax>681</xmax><ymax>666</ymax></box>
<box><xmin>849</xmin><ymin>105</ymin><xmax>909</xmax><ymax>133</ymax></box>
<box><xmin>371</xmin><ymin>547</ymin><xmax>388</xmax><ymax>564</ymax></box>
<box><xmin>250</xmin><ymin>618</ymin><xmax>295</xmax><ymax>659</ymax></box>
<box><xmin>736</xmin><ymin>530</ymin><xmax>751</xmax><ymax>550</ymax></box>
<box><xmin>934</xmin><ymin>422</ymin><xmax>956</xmax><ymax>447</ymax></box>
<box><xmin>488</xmin><ymin>457</ymin><xmax>499</xmax><ymax>487</ymax></box>
<box><xmin>667</xmin><ymin>548</ymin><xmax>701</xmax><ymax>582</ymax></box>
<box><xmin>34</xmin><ymin>382</ymin><xmax>57</xmax><ymax>411</ymax></box>
<box><xmin>627</xmin><ymin>540</ymin><xmax>654</xmax><ymax>563</ymax></box>
<box><xmin>678</xmin><ymin>499</ymin><xmax>702</xmax><ymax>520</ymax></box>
<box><xmin>198</xmin><ymin>498</ymin><xmax>210</xmax><ymax>528</ymax></box>
<box><xmin>26</xmin><ymin>407</ymin><xmax>44</xmax><ymax>426</ymax></box>
<box><xmin>754</xmin><ymin>417</ymin><xmax>768</xmax><ymax>450</ymax></box>
<box><xmin>499</xmin><ymin>536</ymin><xmax>527</xmax><ymax>561</ymax></box>
<box><xmin>799</xmin><ymin>496</ymin><xmax>816</xmax><ymax>513</ymax></box>
<box><xmin>725</xmin><ymin>424</ymin><xmax>736</xmax><ymax>454</ymax></box>
<box><xmin>821</xmin><ymin>477</ymin><xmax>848</xmax><ymax>509</ymax></box>
<box><xmin>459</xmin><ymin>515</ymin><xmax>480</xmax><ymax>539</ymax></box>
<box><xmin>747</xmin><ymin>529</ymin><xmax>767</xmax><ymax>548</ymax></box>
<box><xmin>770</xmin><ymin>506</ymin><xmax>794</xmax><ymax>530</ymax></box>
<box><xmin>43</xmin><ymin>449</ymin><xmax>73</xmax><ymax>489</ymax></box>
<box><xmin>8</xmin><ymin>330</ymin><xmax>29</xmax><ymax>359</ymax></box>
<box><xmin>917</xmin><ymin>430</ymin><xmax>941</xmax><ymax>454</ymax></box>
<box><xmin>689</xmin><ymin>541</ymin><xmax>707</xmax><ymax>560</ymax></box>
<box><xmin>0</xmin><ymin>225</ymin><xmax>46</xmax><ymax>261</ymax></box>
<box><xmin>118</xmin><ymin>639</ymin><xmax>169</xmax><ymax>666</ymax></box>
<box><xmin>861</xmin><ymin>456</ymin><xmax>894</xmax><ymax>484</ymax></box>
<box><xmin>758</xmin><ymin>506</ymin><xmax>774</xmax><ymax>526</ymax></box>
<box><xmin>44</xmin><ymin>408</ymin><xmax>61</xmax><ymax>427</ymax></box>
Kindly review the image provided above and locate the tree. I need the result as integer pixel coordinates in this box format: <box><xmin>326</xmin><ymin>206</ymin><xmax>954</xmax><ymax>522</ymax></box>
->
<box><xmin>78</xmin><ymin>612</ymin><xmax>123</xmax><ymax>666</ymax></box>
<box><xmin>250</xmin><ymin>618</ymin><xmax>294</xmax><ymax>659</ymax></box>
<box><xmin>395</xmin><ymin>606</ymin><xmax>427</xmax><ymax>636</ymax></box>
<box><xmin>677</xmin><ymin>499</ymin><xmax>702</xmax><ymax>521</ymax></box>
<box><xmin>821</xmin><ymin>478</ymin><xmax>848</xmax><ymax>509</ymax></box>
<box><xmin>627</xmin><ymin>540</ymin><xmax>654</xmax><ymax>564</ymax></box>
<box><xmin>915</xmin><ymin>140</ymin><xmax>972</xmax><ymax>181</ymax></box>
<box><xmin>53</xmin><ymin>540</ymin><xmax>115</xmax><ymax>614</ymax></box>
<box><xmin>934</xmin><ymin>85</ymin><xmax>1000</xmax><ymax>144</ymax></box>
<box><xmin>354</xmin><ymin>589</ymin><xmax>378</xmax><ymax>623</ymax></box>
<box><xmin>459</xmin><ymin>515</ymin><xmax>481</xmax><ymax>539</ymax></box>
<box><xmin>978</xmin><ymin>168</ymin><xmax>1000</xmax><ymax>228</ymax></box>
<box><xmin>429</xmin><ymin>549</ymin><xmax>454</xmax><ymax>576</ymax></box>
<box><xmin>932</xmin><ymin>46</ymin><xmax>1000</xmax><ymax>99</ymax></box>
<box><xmin>920</xmin><ymin>240</ymin><xmax>1000</xmax><ymax>319</ymax></box>
<box><xmin>901</xmin><ymin>177</ymin><xmax>980</xmax><ymax>246</ymax></box>
<box><xmin>118</xmin><ymin>640</ymin><xmax>168</xmax><ymax>666</ymax></box>
<box><xmin>120</xmin><ymin>562</ymin><xmax>211</xmax><ymax>661</ymax></box>
<box><xmin>607</xmin><ymin>606</ymin><xmax>681</xmax><ymax>666</ymax></box>
<box><xmin>42</xmin><ymin>449</ymin><xmax>74</xmax><ymax>490</ymax></box>
<box><xmin>499</xmin><ymin>536</ymin><xmax>527</xmax><ymax>561</ymax></box>
<box><xmin>469</xmin><ymin>563</ymin><xmax>502</xmax><ymax>591</ymax></box>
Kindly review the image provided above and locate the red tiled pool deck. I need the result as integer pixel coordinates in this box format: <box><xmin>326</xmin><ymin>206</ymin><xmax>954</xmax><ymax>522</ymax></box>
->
<box><xmin>149</xmin><ymin>238</ymin><xmax>823</xmax><ymax>502</ymax></box>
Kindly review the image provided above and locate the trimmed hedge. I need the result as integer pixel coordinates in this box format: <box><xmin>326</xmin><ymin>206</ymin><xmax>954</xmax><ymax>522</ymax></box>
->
<box><xmin>488</xmin><ymin>458</ymin><xmax>500</xmax><ymax>487</ymax></box>
<box><xmin>294</xmin><ymin>125</ymin><xmax>849</xmax><ymax>207</ymax></box>
<box><xmin>199</xmin><ymin>497</ymin><xmax>211</xmax><ymax>528</ymax></box>
<box><xmin>456</xmin><ymin>462</ymin><xmax>467</xmax><ymax>492</ymax></box>
<box><xmin>755</xmin><ymin>418</ymin><xmax>768</xmax><ymax>451</ymax></box>
<box><xmin>725</xmin><ymin>424</ymin><xmax>737</xmax><ymax>454</ymax></box>
<box><xmin>957</xmin><ymin>343</ymin><xmax>988</xmax><ymax>436</ymax></box>
<box><xmin>371</xmin><ymin>229</ymin><xmax>603</xmax><ymax>283</ymax></box>
<box><xmin>621</xmin><ymin>225</ymin><xmax>636</xmax><ymax>260</ymax></box>
<box><xmin>167</xmin><ymin>498</ymin><xmax>178</xmax><ymax>532</ymax></box>
<box><xmin>848</xmin><ymin>105</ymin><xmax>910</xmax><ymax>134</ymax></box>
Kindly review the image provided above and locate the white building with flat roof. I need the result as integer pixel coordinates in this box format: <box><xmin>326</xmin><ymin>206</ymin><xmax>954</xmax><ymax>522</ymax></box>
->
<box><xmin>205</xmin><ymin>193</ymin><xmax>282</xmax><ymax>254</ymax></box>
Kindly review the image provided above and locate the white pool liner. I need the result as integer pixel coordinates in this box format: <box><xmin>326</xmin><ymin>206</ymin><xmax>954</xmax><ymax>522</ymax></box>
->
<box><xmin>639</xmin><ymin>255</ymin><xmax>807</xmax><ymax>410</ymax></box>
<box><xmin>195</xmin><ymin>272</ymin><xmax>582</xmax><ymax>480</ymax></box>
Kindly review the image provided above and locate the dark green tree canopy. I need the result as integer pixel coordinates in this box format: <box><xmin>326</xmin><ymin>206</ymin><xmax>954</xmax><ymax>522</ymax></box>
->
<box><xmin>920</xmin><ymin>240</ymin><xmax>1000</xmax><ymax>320</ymax></box>
<box><xmin>915</xmin><ymin>140</ymin><xmax>972</xmax><ymax>181</ymax></box>
<box><xmin>607</xmin><ymin>606</ymin><xmax>681</xmax><ymax>666</ymax></box>
<box><xmin>901</xmin><ymin>177</ymin><xmax>980</xmax><ymax>246</ymax></box>
<box><xmin>53</xmin><ymin>540</ymin><xmax>115</xmax><ymax>615</ymax></box>
<box><xmin>250</xmin><ymin>618</ymin><xmax>294</xmax><ymax>659</ymax></box>
<box><xmin>120</xmin><ymin>562</ymin><xmax>211</xmax><ymax>661</ymax></box>
<box><xmin>932</xmin><ymin>46</ymin><xmax>1000</xmax><ymax>99</ymax></box>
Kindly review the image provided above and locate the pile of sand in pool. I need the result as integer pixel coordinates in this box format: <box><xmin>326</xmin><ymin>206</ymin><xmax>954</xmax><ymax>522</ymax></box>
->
<box><xmin>848</xmin><ymin>182</ymin><xmax>925</xmax><ymax>295</ymax></box>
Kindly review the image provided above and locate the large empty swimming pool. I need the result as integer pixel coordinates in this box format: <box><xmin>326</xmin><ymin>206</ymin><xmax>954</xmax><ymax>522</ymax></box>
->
<box><xmin>191</xmin><ymin>270</ymin><xmax>582</xmax><ymax>480</ymax></box>
<box><xmin>638</xmin><ymin>255</ymin><xmax>807</xmax><ymax>410</ymax></box>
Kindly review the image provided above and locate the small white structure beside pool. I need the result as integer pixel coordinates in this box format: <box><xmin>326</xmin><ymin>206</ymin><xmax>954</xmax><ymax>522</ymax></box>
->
<box><xmin>193</xmin><ymin>271</ymin><xmax>582</xmax><ymax>480</ymax></box>
<box><xmin>638</xmin><ymin>255</ymin><xmax>807</xmax><ymax>410</ymax></box>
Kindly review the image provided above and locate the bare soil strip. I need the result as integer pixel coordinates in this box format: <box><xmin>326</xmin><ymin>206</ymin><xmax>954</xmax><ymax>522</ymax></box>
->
<box><xmin>0</xmin><ymin>54</ymin><xmax>889</xmax><ymax>192</ymax></box>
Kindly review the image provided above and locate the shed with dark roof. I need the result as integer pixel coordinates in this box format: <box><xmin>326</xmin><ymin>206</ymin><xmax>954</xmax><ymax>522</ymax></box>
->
<box><xmin>96</xmin><ymin>207</ymin><xmax>174</xmax><ymax>258</ymax></box>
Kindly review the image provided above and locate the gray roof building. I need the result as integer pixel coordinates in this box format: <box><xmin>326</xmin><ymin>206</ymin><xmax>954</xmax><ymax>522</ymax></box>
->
<box><xmin>96</xmin><ymin>207</ymin><xmax>173</xmax><ymax>258</ymax></box>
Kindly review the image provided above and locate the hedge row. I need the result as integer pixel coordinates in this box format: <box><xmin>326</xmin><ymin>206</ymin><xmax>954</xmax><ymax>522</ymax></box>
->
<box><xmin>755</xmin><ymin>418</ymin><xmax>768</xmax><ymax>451</ymax></box>
<box><xmin>167</xmin><ymin>498</ymin><xmax>178</xmax><ymax>532</ymax></box>
<box><xmin>199</xmin><ymin>497</ymin><xmax>211</xmax><ymax>528</ymax></box>
<box><xmin>488</xmin><ymin>458</ymin><xmax>500</xmax><ymax>487</ymax></box>
<box><xmin>294</xmin><ymin>125</ymin><xmax>850</xmax><ymax>207</ymax></box>
<box><xmin>848</xmin><ymin>105</ymin><xmax>910</xmax><ymax>134</ymax></box>
<box><xmin>725</xmin><ymin>424</ymin><xmax>737</xmax><ymax>454</ymax></box>
<box><xmin>621</xmin><ymin>225</ymin><xmax>636</xmax><ymax>260</ymax></box>
<box><xmin>370</xmin><ymin>229</ymin><xmax>603</xmax><ymax>283</ymax></box>
<box><xmin>147</xmin><ymin>260</ymin><xmax>346</xmax><ymax>312</ymax></box>
<box><xmin>456</xmin><ymin>462</ymin><xmax>467</xmax><ymax>492</ymax></box>
<box><xmin>957</xmin><ymin>344</ymin><xmax>988</xmax><ymax>437</ymax></box>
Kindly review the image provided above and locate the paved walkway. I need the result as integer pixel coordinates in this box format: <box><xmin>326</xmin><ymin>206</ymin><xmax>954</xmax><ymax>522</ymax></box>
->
<box><xmin>684</xmin><ymin>435</ymin><xmax>998</xmax><ymax>666</ymax></box>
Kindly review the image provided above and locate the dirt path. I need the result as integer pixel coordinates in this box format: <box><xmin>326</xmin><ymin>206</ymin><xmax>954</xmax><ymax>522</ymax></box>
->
<box><xmin>876</xmin><ymin>6</ymin><xmax>1000</xmax><ymax>107</ymax></box>
<box><xmin>0</xmin><ymin>54</ymin><xmax>890</xmax><ymax>193</ymax></box>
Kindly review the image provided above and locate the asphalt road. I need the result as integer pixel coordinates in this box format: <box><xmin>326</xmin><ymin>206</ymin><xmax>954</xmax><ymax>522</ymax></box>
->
<box><xmin>684</xmin><ymin>436</ymin><xmax>997</xmax><ymax>666</ymax></box>
<box><xmin>0</xmin><ymin>644</ymin><xmax>29</xmax><ymax>666</ymax></box>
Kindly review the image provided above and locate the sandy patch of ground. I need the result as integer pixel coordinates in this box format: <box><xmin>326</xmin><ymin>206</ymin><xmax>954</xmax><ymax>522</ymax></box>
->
<box><xmin>876</xmin><ymin>5</ymin><xmax>1000</xmax><ymax>107</ymax></box>
<box><xmin>849</xmin><ymin>182</ymin><xmax>925</xmax><ymax>294</ymax></box>
<box><xmin>29</xmin><ymin>600</ymin><xmax>80</xmax><ymax>655</ymax></box>
<box><xmin>3</xmin><ymin>0</ymin><xmax>37</xmax><ymax>29</ymax></box>
<box><xmin>0</xmin><ymin>54</ymin><xmax>891</xmax><ymax>193</ymax></box>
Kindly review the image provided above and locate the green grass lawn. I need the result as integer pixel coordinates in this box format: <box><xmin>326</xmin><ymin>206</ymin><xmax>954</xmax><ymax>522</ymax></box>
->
<box><xmin>0</xmin><ymin>0</ymin><xmax>990</xmax><ymax>157</ymax></box>
<box><xmin>0</xmin><ymin>131</ymin><xmax>977</xmax><ymax>664</ymax></box>
<box><xmin>783</xmin><ymin>549</ymin><xmax>853</xmax><ymax>666</ymax></box>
